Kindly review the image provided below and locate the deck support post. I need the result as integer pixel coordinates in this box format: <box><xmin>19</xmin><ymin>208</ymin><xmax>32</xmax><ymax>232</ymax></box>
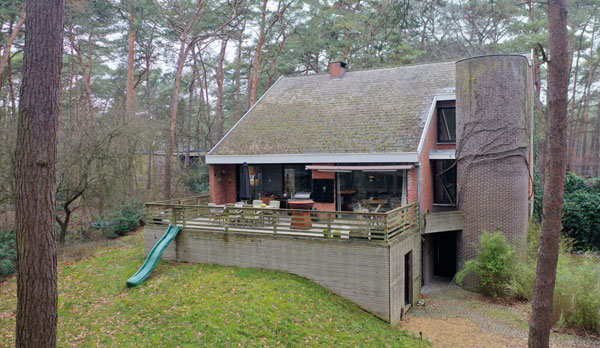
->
<box><xmin>224</xmin><ymin>206</ymin><xmax>229</xmax><ymax>234</ymax></box>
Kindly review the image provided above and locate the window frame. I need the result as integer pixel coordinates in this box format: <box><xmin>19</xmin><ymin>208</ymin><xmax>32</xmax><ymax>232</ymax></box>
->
<box><xmin>432</xmin><ymin>160</ymin><xmax>456</xmax><ymax>206</ymax></box>
<box><xmin>437</xmin><ymin>106</ymin><xmax>456</xmax><ymax>144</ymax></box>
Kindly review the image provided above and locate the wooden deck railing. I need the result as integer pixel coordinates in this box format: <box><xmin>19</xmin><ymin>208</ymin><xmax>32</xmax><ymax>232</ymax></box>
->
<box><xmin>147</xmin><ymin>194</ymin><xmax>210</xmax><ymax>206</ymax></box>
<box><xmin>145</xmin><ymin>200</ymin><xmax>419</xmax><ymax>243</ymax></box>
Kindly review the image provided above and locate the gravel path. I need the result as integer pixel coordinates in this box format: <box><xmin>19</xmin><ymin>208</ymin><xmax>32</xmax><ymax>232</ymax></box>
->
<box><xmin>398</xmin><ymin>278</ymin><xmax>599</xmax><ymax>348</ymax></box>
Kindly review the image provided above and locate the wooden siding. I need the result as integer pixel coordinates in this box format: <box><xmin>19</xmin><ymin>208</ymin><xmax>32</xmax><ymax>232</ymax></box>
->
<box><xmin>424</xmin><ymin>210</ymin><xmax>464</xmax><ymax>234</ymax></box>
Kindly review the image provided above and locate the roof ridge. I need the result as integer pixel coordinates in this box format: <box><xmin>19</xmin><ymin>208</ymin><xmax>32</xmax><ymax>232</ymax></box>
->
<box><xmin>280</xmin><ymin>59</ymin><xmax>457</xmax><ymax>80</ymax></box>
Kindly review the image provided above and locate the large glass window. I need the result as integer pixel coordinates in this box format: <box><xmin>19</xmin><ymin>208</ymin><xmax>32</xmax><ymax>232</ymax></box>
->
<box><xmin>337</xmin><ymin>167</ymin><xmax>405</xmax><ymax>211</ymax></box>
<box><xmin>245</xmin><ymin>164</ymin><xmax>311</xmax><ymax>200</ymax></box>
<box><xmin>437</xmin><ymin>107</ymin><xmax>456</xmax><ymax>143</ymax></box>
<box><xmin>283</xmin><ymin>164</ymin><xmax>311</xmax><ymax>194</ymax></box>
<box><xmin>433</xmin><ymin>160</ymin><xmax>456</xmax><ymax>205</ymax></box>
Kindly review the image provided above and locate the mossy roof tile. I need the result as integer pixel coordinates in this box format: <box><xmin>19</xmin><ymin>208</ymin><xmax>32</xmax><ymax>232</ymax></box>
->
<box><xmin>210</xmin><ymin>61</ymin><xmax>456</xmax><ymax>156</ymax></box>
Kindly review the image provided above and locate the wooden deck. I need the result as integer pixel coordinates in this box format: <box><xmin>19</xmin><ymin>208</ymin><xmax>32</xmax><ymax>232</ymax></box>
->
<box><xmin>145</xmin><ymin>195</ymin><xmax>419</xmax><ymax>243</ymax></box>
<box><xmin>143</xmin><ymin>194</ymin><xmax>422</xmax><ymax>324</ymax></box>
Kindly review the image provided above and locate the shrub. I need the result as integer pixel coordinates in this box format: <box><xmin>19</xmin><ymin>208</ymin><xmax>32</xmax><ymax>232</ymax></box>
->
<box><xmin>182</xmin><ymin>165</ymin><xmax>210</xmax><ymax>193</ymax></box>
<box><xmin>455</xmin><ymin>231</ymin><xmax>516</xmax><ymax>298</ymax></box>
<box><xmin>562</xmin><ymin>187</ymin><xmax>600</xmax><ymax>251</ymax></box>
<box><xmin>537</xmin><ymin>172</ymin><xmax>600</xmax><ymax>251</ymax></box>
<box><xmin>553</xmin><ymin>255</ymin><xmax>600</xmax><ymax>333</ymax></box>
<box><xmin>98</xmin><ymin>198</ymin><xmax>144</xmax><ymax>239</ymax></box>
<box><xmin>511</xmin><ymin>221</ymin><xmax>600</xmax><ymax>334</ymax></box>
<box><xmin>0</xmin><ymin>229</ymin><xmax>16</xmax><ymax>278</ymax></box>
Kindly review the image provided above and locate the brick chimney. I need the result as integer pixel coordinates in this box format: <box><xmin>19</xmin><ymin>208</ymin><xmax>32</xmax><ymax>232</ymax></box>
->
<box><xmin>329</xmin><ymin>61</ymin><xmax>347</xmax><ymax>79</ymax></box>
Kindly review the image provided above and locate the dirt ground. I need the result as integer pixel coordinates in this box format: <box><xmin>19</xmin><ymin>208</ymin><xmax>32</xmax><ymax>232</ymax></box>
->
<box><xmin>398</xmin><ymin>279</ymin><xmax>599</xmax><ymax>348</ymax></box>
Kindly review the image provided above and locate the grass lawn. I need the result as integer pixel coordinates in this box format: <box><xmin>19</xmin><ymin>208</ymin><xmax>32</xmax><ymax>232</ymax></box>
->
<box><xmin>0</xmin><ymin>232</ymin><xmax>427</xmax><ymax>347</ymax></box>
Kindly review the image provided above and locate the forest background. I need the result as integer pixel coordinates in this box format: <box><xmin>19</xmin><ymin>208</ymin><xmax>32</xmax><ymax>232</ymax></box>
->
<box><xmin>0</xmin><ymin>0</ymin><xmax>599</xmax><ymax>253</ymax></box>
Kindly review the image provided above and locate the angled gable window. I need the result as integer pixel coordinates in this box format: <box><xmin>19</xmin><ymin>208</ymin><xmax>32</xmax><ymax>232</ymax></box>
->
<box><xmin>437</xmin><ymin>107</ymin><xmax>456</xmax><ymax>143</ymax></box>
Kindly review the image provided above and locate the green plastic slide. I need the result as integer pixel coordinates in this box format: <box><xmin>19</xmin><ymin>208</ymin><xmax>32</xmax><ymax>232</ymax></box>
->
<box><xmin>126</xmin><ymin>225</ymin><xmax>182</xmax><ymax>288</ymax></box>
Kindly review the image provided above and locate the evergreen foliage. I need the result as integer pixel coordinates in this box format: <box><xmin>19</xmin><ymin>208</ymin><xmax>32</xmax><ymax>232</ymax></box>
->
<box><xmin>97</xmin><ymin>198</ymin><xmax>145</xmax><ymax>239</ymax></box>
<box><xmin>0</xmin><ymin>229</ymin><xmax>16</xmax><ymax>278</ymax></box>
<box><xmin>455</xmin><ymin>231</ymin><xmax>516</xmax><ymax>298</ymax></box>
<box><xmin>534</xmin><ymin>172</ymin><xmax>600</xmax><ymax>251</ymax></box>
<box><xmin>562</xmin><ymin>173</ymin><xmax>600</xmax><ymax>251</ymax></box>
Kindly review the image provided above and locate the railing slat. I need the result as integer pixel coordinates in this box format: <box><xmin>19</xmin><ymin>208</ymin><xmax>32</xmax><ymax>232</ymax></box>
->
<box><xmin>145</xmin><ymin>200</ymin><xmax>419</xmax><ymax>242</ymax></box>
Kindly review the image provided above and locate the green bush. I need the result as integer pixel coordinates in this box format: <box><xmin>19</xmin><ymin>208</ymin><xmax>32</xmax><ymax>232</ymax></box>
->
<box><xmin>553</xmin><ymin>255</ymin><xmax>600</xmax><ymax>333</ymax></box>
<box><xmin>562</xmin><ymin>174</ymin><xmax>600</xmax><ymax>250</ymax></box>
<box><xmin>182</xmin><ymin>165</ymin><xmax>210</xmax><ymax>193</ymax></box>
<box><xmin>0</xmin><ymin>229</ymin><xmax>16</xmax><ymax>278</ymax></box>
<box><xmin>98</xmin><ymin>198</ymin><xmax>144</xmax><ymax>239</ymax></box>
<box><xmin>511</xmin><ymin>221</ymin><xmax>600</xmax><ymax>334</ymax></box>
<box><xmin>536</xmin><ymin>172</ymin><xmax>600</xmax><ymax>251</ymax></box>
<box><xmin>455</xmin><ymin>231</ymin><xmax>516</xmax><ymax>298</ymax></box>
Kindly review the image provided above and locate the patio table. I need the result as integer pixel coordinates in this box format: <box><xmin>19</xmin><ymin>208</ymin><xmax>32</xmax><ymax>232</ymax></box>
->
<box><xmin>360</xmin><ymin>199</ymin><xmax>388</xmax><ymax>212</ymax></box>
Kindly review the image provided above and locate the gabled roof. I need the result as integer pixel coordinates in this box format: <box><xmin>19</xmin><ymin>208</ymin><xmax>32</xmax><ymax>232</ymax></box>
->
<box><xmin>209</xmin><ymin>61</ymin><xmax>456</xmax><ymax>159</ymax></box>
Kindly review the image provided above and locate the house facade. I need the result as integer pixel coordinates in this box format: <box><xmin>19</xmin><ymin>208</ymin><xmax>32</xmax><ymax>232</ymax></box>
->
<box><xmin>206</xmin><ymin>54</ymin><xmax>534</xmax><ymax>286</ymax></box>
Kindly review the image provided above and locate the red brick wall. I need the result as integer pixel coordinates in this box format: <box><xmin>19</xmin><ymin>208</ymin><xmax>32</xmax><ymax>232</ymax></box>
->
<box><xmin>418</xmin><ymin>103</ymin><xmax>458</xmax><ymax>215</ymax></box>
<box><xmin>419</xmin><ymin>111</ymin><xmax>437</xmax><ymax>215</ymax></box>
<box><xmin>436</xmin><ymin>143</ymin><xmax>456</xmax><ymax>150</ymax></box>
<box><xmin>311</xmin><ymin>164</ymin><xmax>336</xmax><ymax>211</ymax></box>
<box><xmin>209</xmin><ymin>164</ymin><xmax>237</xmax><ymax>204</ymax></box>
<box><xmin>407</xmin><ymin>169</ymin><xmax>418</xmax><ymax>205</ymax></box>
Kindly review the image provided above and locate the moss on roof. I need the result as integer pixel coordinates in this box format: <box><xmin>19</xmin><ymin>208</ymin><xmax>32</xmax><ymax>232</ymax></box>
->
<box><xmin>210</xmin><ymin>61</ymin><xmax>456</xmax><ymax>156</ymax></box>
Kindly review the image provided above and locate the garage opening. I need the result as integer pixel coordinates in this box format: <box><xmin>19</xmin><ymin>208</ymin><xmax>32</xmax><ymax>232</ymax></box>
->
<box><xmin>432</xmin><ymin>231</ymin><xmax>457</xmax><ymax>278</ymax></box>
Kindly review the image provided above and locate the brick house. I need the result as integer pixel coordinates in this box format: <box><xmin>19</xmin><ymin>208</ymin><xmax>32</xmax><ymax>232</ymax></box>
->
<box><xmin>206</xmin><ymin>54</ymin><xmax>534</xmax><ymax>286</ymax></box>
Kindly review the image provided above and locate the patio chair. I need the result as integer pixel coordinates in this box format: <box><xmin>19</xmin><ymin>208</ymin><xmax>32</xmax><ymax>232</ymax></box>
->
<box><xmin>208</xmin><ymin>203</ymin><xmax>225</xmax><ymax>225</ymax></box>
<box><xmin>349</xmin><ymin>204</ymin><xmax>372</xmax><ymax>240</ymax></box>
<box><xmin>228</xmin><ymin>202</ymin><xmax>245</xmax><ymax>226</ymax></box>
<box><xmin>252</xmin><ymin>200</ymin><xmax>264</xmax><ymax>207</ymax></box>
<box><xmin>242</xmin><ymin>207</ymin><xmax>262</xmax><ymax>227</ymax></box>
<box><xmin>264</xmin><ymin>200</ymin><xmax>280</xmax><ymax>225</ymax></box>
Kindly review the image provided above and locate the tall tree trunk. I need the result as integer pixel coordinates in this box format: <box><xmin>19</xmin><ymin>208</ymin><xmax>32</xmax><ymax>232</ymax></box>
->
<box><xmin>533</xmin><ymin>46</ymin><xmax>546</xmax><ymax>184</ymax></box>
<box><xmin>0</xmin><ymin>11</ymin><xmax>25</xmax><ymax>77</ymax></box>
<box><xmin>235</xmin><ymin>19</ymin><xmax>246</xmax><ymax>122</ymax></box>
<box><xmin>266</xmin><ymin>33</ymin><xmax>287</xmax><ymax>90</ymax></box>
<box><xmin>191</xmin><ymin>48</ymin><xmax>204</xmax><ymax>152</ymax></box>
<box><xmin>7</xmin><ymin>52</ymin><xmax>17</xmax><ymax>117</ymax></box>
<box><xmin>69</xmin><ymin>29</ymin><xmax>94</xmax><ymax>121</ymax></box>
<box><xmin>184</xmin><ymin>47</ymin><xmax>198</xmax><ymax>168</ymax></box>
<box><xmin>125</xmin><ymin>9</ymin><xmax>136</xmax><ymax>192</ymax></box>
<box><xmin>578</xmin><ymin>17</ymin><xmax>597</xmax><ymax>175</ymax></box>
<box><xmin>15</xmin><ymin>0</ymin><xmax>64</xmax><ymax>346</ymax></box>
<box><xmin>163</xmin><ymin>2</ymin><xmax>208</xmax><ymax>199</ymax></box>
<box><xmin>144</xmin><ymin>27</ymin><xmax>155</xmax><ymax>190</ymax></box>
<box><xmin>165</xmin><ymin>37</ymin><xmax>192</xmax><ymax>199</ymax></box>
<box><xmin>215</xmin><ymin>37</ymin><xmax>228</xmax><ymax>141</ymax></box>
<box><xmin>591</xmin><ymin>104</ymin><xmax>600</xmax><ymax>176</ymax></box>
<box><xmin>67</xmin><ymin>9</ymin><xmax>75</xmax><ymax>138</ymax></box>
<box><xmin>566</xmin><ymin>19</ymin><xmax>589</xmax><ymax>170</ymax></box>
<box><xmin>247</xmin><ymin>0</ymin><xmax>269</xmax><ymax>108</ymax></box>
<box><xmin>528</xmin><ymin>0</ymin><xmax>569</xmax><ymax>347</ymax></box>
<box><xmin>199</xmin><ymin>54</ymin><xmax>212</xmax><ymax>146</ymax></box>
<box><xmin>84</xmin><ymin>31</ymin><xmax>94</xmax><ymax>121</ymax></box>
<box><xmin>125</xmin><ymin>9</ymin><xmax>136</xmax><ymax>122</ymax></box>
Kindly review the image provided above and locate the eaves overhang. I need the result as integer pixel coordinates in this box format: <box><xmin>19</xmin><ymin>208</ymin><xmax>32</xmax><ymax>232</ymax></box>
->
<box><xmin>205</xmin><ymin>152</ymin><xmax>420</xmax><ymax>164</ymax></box>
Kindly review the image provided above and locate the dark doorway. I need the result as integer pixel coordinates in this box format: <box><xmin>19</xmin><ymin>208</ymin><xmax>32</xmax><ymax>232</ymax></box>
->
<box><xmin>405</xmin><ymin>251</ymin><xmax>413</xmax><ymax>306</ymax></box>
<box><xmin>433</xmin><ymin>232</ymin><xmax>456</xmax><ymax>278</ymax></box>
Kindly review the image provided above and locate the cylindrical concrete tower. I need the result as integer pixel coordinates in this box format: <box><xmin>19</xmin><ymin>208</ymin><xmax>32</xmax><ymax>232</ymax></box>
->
<box><xmin>455</xmin><ymin>55</ymin><xmax>531</xmax><ymax>283</ymax></box>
